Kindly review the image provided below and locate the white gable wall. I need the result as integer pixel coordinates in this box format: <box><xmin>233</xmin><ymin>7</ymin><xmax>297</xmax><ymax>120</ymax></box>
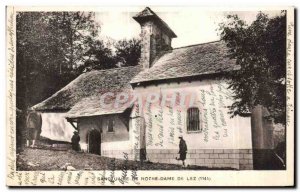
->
<box><xmin>132</xmin><ymin>79</ymin><xmax>252</xmax><ymax>150</ymax></box>
<box><xmin>130</xmin><ymin>78</ymin><xmax>253</xmax><ymax>169</ymax></box>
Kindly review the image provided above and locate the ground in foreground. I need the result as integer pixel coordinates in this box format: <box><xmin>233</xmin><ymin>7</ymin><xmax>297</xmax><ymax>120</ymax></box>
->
<box><xmin>17</xmin><ymin>148</ymin><xmax>235</xmax><ymax>171</ymax></box>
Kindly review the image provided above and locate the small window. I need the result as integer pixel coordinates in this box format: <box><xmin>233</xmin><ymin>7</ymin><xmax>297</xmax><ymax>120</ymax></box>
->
<box><xmin>107</xmin><ymin>118</ymin><xmax>114</xmax><ymax>132</ymax></box>
<box><xmin>187</xmin><ymin>107</ymin><xmax>201</xmax><ymax>132</ymax></box>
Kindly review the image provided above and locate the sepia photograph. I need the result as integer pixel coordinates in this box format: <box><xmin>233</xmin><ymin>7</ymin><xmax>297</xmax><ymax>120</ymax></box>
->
<box><xmin>6</xmin><ymin>5</ymin><xmax>294</xmax><ymax>186</ymax></box>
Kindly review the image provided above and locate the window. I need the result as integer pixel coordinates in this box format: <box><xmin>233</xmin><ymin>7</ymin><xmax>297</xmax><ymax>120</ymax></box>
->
<box><xmin>107</xmin><ymin>118</ymin><xmax>114</xmax><ymax>132</ymax></box>
<box><xmin>187</xmin><ymin>107</ymin><xmax>201</xmax><ymax>132</ymax></box>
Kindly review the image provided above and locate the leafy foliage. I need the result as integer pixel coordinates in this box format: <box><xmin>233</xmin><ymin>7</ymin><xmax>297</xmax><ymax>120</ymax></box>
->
<box><xmin>219</xmin><ymin>12</ymin><xmax>286</xmax><ymax>124</ymax></box>
<box><xmin>17</xmin><ymin>12</ymin><xmax>142</xmax><ymax>112</ymax></box>
<box><xmin>79</xmin><ymin>38</ymin><xmax>141</xmax><ymax>71</ymax></box>
<box><xmin>80</xmin><ymin>38</ymin><xmax>116</xmax><ymax>71</ymax></box>
<box><xmin>16</xmin><ymin>12</ymin><xmax>101</xmax><ymax>111</ymax></box>
<box><xmin>114</xmin><ymin>38</ymin><xmax>141</xmax><ymax>67</ymax></box>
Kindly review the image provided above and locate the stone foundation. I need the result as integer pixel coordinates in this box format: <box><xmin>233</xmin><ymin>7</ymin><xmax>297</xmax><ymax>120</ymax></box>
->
<box><xmin>147</xmin><ymin>149</ymin><xmax>253</xmax><ymax>170</ymax></box>
<box><xmin>101</xmin><ymin>149</ymin><xmax>253</xmax><ymax>170</ymax></box>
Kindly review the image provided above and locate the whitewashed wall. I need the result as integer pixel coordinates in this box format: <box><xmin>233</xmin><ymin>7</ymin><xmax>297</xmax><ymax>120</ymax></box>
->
<box><xmin>40</xmin><ymin>78</ymin><xmax>252</xmax><ymax>156</ymax></box>
<box><xmin>40</xmin><ymin>112</ymin><xmax>75</xmax><ymax>142</ymax></box>
<box><xmin>101</xmin><ymin>117</ymin><xmax>132</xmax><ymax>153</ymax></box>
<box><xmin>131</xmin><ymin>79</ymin><xmax>252</xmax><ymax>151</ymax></box>
<box><xmin>101</xmin><ymin>141</ymin><xmax>132</xmax><ymax>151</ymax></box>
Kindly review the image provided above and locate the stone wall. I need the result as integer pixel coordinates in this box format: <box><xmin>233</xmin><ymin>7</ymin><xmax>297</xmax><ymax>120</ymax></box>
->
<box><xmin>101</xmin><ymin>148</ymin><xmax>253</xmax><ymax>170</ymax></box>
<box><xmin>139</xmin><ymin>20</ymin><xmax>173</xmax><ymax>69</ymax></box>
<box><xmin>147</xmin><ymin>149</ymin><xmax>253</xmax><ymax>170</ymax></box>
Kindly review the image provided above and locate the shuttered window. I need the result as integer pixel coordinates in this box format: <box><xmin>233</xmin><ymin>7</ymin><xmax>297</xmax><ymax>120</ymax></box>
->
<box><xmin>187</xmin><ymin>107</ymin><xmax>201</xmax><ymax>132</ymax></box>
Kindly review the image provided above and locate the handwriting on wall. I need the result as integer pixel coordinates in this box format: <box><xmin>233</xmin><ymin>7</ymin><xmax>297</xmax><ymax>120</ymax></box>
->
<box><xmin>140</xmin><ymin>81</ymin><xmax>233</xmax><ymax>148</ymax></box>
<box><xmin>199</xmin><ymin>82</ymin><xmax>231</xmax><ymax>142</ymax></box>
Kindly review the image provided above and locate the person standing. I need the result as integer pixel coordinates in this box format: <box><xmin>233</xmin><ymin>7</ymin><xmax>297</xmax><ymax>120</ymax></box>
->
<box><xmin>26</xmin><ymin>111</ymin><xmax>42</xmax><ymax>147</ymax></box>
<box><xmin>71</xmin><ymin>131</ymin><xmax>80</xmax><ymax>151</ymax></box>
<box><xmin>176</xmin><ymin>136</ymin><xmax>187</xmax><ymax>167</ymax></box>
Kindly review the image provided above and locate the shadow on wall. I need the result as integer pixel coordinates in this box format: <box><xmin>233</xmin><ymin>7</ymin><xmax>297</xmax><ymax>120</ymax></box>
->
<box><xmin>40</xmin><ymin>113</ymin><xmax>75</xmax><ymax>142</ymax></box>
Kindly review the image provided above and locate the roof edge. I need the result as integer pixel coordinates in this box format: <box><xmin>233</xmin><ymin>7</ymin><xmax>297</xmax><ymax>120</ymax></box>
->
<box><xmin>130</xmin><ymin>69</ymin><xmax>239</xmax><ymax>85</ymax></box>
<box><xmin>133</xmin><ymin>7</ymin><xmax>177</xmax><ymax>38</ymax></box>
<box><xmin>172</xmin><ymin>40</ymin><xmax>222</xmax><ymax>50</ymax></box>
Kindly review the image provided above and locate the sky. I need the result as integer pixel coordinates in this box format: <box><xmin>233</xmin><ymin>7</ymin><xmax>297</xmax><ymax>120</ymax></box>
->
<box><xmin>95</xmin><ymin>7</ymin><xmax>282</xmax><ymax>48</ymax></box>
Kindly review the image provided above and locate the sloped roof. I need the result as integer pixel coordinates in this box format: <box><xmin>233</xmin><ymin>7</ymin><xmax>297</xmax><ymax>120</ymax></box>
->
<box><xmin>133</xmin><ymin>7</ymin><xmax>177</xmax><ymax>38</ymax></box>
<box><xmin>130</xmin><ymin>41</ymin><xmax>239</xmax><ymax>84</ymax></box>
<box><xmin>33</xmin><ymin>66</ymin><xmax>142</xmax><ymax>113</ymax></box>
<box><xmin>65</xmin><ymin>95</ymin><xmax>130</xmax><ymax>118</ymax></box>
<box><xmin>33</xmin><ymin>41</ymin><xmax>238</xmax><ymax>117</ymax></box>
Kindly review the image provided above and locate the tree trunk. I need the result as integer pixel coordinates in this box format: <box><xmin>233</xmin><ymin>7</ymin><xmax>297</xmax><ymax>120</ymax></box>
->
<box><xmin>251</xmin><ymin>105</ymin><xmax>283</xmax><ymax>169</ymax></box>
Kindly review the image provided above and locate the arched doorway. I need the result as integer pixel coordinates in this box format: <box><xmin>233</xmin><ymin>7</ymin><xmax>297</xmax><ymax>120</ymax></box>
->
<box><xmin>87</xmin><ymin>128</ymin><xmax>101</xmax><ymax>155</ymax></box>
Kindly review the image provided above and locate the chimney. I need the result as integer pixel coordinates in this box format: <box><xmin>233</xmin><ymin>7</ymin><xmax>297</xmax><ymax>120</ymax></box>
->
<box><xmin>133</xmin><ymin>7</ymin><xmax>177</xmax><ymax>69</ymax></box>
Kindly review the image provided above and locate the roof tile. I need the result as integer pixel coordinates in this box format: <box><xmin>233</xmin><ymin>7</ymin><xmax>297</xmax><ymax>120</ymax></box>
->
<box><xmin>33</xmin><ymin>65</ymin><xmax>142</xmax><ymax>112</ymax></box>
<box><xmin>131</xmin><ymin>41</ymin><xmax>238</xmax><ymax>84</ymax></box>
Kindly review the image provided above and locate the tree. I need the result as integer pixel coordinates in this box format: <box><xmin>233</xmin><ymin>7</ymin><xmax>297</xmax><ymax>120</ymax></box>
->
<box><xmin>16</xmin><ymin>12</ymin><xmax>102</xmax><ymax>150</ymax></box>
<box><xmin>16</xmin><ymin>11</ymin><xmax>101</xmax><ymax>110</ymax></box>
<box><xmin>114</xmin><ymin>38</ymin><xmax>141</xmax><ymax>66</ymax></box>
<box><xmin>219</xmin><ymin>11</ymin><xmax>286</xmax><ymax>124</ymax></box>
<box><xmin>79</xmin><ymin>38</ymin><xmax>142</xmax><ymax>71</ymax></box>
<box><xmin>80</xmin><ymin>38</ymin><xmax>116</xmax><ymax>71</ymax></box>
<box><xmin>46</xmin><ymin>12</ymin><xmax>101</xmax><ymax>70</ymax></box>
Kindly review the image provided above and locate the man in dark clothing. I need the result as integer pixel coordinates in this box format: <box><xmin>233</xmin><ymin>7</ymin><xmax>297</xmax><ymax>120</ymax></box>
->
<box><xmin>176</xmin><ymin>136</ymin><xmax>187</xmax><ymax>167</ymax></box>
<box><xmin>71</xmin><ymin>131</ymin><xmax>80</xmax><ymax>151</ymax></box>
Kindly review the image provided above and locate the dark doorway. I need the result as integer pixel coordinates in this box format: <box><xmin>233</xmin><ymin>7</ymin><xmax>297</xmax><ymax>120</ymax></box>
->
<box><xmin>87</xmin><ymin>128</ymin><xmax>101</xmax><ymax>155</ymax></box>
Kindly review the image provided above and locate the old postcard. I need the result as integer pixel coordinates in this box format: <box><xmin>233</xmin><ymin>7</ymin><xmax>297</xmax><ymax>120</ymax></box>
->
<box><xmin>6</xmin><ymin>6</ymin><xmax>294</xmax><ymax>187</ymax></box>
